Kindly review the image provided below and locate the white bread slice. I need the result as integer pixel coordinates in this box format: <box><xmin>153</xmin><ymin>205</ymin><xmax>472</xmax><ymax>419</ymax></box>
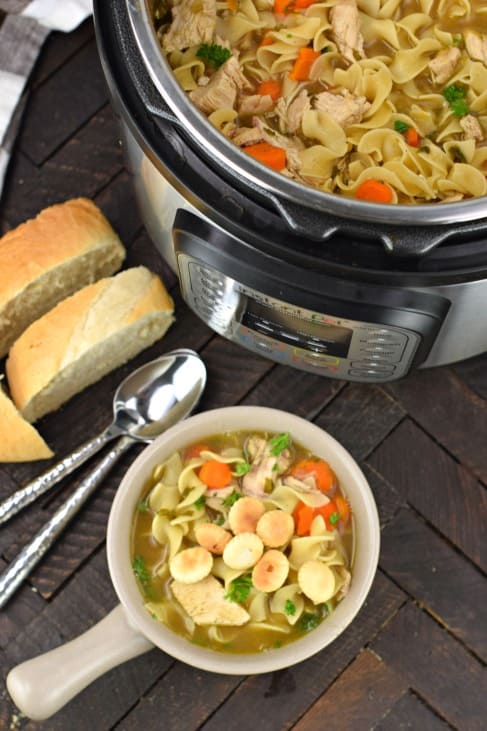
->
<box><xmin>0</xmin><ymin>197</ymin><xmax>126</xmax><ymax>358</ymax></box>
<box><xmin>0</xmin><ymin>383</ymin><xmax>53</xmax><ymax>462</ymax></box>
<box><xmin>6</xmin><ymin>267</ymin><xmax>175</xmax><ymax>423</ymax></box>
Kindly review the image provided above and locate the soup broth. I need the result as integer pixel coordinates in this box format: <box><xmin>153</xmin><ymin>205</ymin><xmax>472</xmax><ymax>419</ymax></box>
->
<box><xmin>151</xmin><ymin>0</ymin><xmax>487</xmax><ymax>204</ymax></box>
<box><xmin>131</xmin><ymin>430</ymin><xmax>354</xmax><ymax>654</ymax></box>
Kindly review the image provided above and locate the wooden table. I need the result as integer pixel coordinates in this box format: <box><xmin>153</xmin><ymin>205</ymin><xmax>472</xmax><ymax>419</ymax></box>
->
<box><xmin>0</xmin><ymin>17</ymin><xmax>486</xmax><ymax>731</ymax></box>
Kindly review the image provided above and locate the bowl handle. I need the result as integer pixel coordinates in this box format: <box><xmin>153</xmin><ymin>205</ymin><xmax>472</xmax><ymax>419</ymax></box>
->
<box><xmin>6</xmin><ymin>604</ymin><xmax>153</xmax><ymax>721</ymax></box>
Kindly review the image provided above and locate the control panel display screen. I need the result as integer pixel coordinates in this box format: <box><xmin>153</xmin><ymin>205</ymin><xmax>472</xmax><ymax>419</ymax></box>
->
<box><xmin>242</xmin><ymin>299</ymin><xmax>353</xmax><ymax>358</ymax></box>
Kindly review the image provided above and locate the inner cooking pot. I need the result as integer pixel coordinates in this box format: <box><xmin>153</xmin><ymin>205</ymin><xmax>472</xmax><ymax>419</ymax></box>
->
<box><xmin>126</xmin><ymin>0</ymin><xmax>487</xmax><ymax>226</ymax></box>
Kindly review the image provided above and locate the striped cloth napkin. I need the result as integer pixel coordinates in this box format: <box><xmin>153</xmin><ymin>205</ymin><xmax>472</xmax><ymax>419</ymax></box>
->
<box><xmin>0</xmin><ymin>0</ymin><xmax>92</xmax><ymax>197</ymax></box>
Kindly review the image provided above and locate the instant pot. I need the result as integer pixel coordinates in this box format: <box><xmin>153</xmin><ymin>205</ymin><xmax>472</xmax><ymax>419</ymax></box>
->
<box><xmin>94</xmin><ymin>0</ymin><xmax>487</xmax><ymax>383</ymax></box>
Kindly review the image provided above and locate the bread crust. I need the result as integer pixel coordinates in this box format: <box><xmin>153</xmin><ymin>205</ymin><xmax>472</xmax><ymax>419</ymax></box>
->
<box><xmin>0</xmin><ymin>198</ymin><xmax>125</xmax><ymax>357</ymax></box>
<box><xmin>6</xmin><ymin>267</ymin><xmax>175</xmax><ymax>423</ymax></box>
<box><xmin>0</xmin><ymin>385</ymin><xmax>53</xmax><ymax>462</ymax></box>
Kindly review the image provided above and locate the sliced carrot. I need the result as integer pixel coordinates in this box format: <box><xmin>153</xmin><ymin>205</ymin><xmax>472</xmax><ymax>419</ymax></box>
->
<box><xmin>244</xmin><ymin>142</ymin><xmax>287</xmax><ymax>170</ymax></box>
<box><xmin>355</xmin><ymin>179</ymin><xmax>394</xmax><ymax>204</ymax></box>
<box><xmin>199</xmin><ymin>460</ymin><xmax>232</xmax><ymax>489</ymax></box>
<box><xmin>404</xmin><ymin>127</ymin><xmax>420</xmax><ymax>147</ymax></box>
<box><xmin>293</xmin><ymin>502</ymin><xmax>315</xmax><ymax>536</ymax></box>
<box><xmin>335</xmin><ymin>495</ymin><xmax>351</xmax><ymax>527</ymax></box>
<box><xmin>274</xmin><ymin>0</ymin><xmax>293</xmax><ymax>12</ymax></box>
<box><xmin>289</xmin><ymin>47</ymin><xmax>321</xmax><ymax>81</ymax></box>
<box><xmin>257</xmin><ymin>80</ymin><xmax>282</xmax><ymax>101</ymax></box>
<box><xmin>290</xmin><ymin>459</ymin><xmax>335</xmax><ymax>493</ymax></box>
<box><xmin>259</xmin><ymin>34</ymin><xmax>275</xmax><ymax>47</ymax></box>
<box><xmin>185</xmin><ymin>443</ymin><xmax>211</xmax><ymax>460</ymax></box>
<box><xmin>315</xmin><ymin>500</ymin><xmax>339</xmax><ymax>530</ymax></box>
<box><xmin>226</xmin><ymin>0</ymin><xmax>238</xmax><ymax>9</ymax></box>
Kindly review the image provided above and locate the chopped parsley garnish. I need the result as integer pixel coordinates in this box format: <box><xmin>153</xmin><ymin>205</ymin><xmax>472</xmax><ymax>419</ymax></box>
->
<box><xmin>194</xmin><ymin>495</ymin><xmax>206</xmax><ymax>509</ymax></box>
<box><xmin>452</xmin><ymin>35</ymin><xmax>463</xmax><ymax>47</ymax></box>
<box><xmin>225</xmin><ymin>575</ymin><xmax>253</xmax><ymax>602</ymax></box>
<box><xmin>298</xmin><ymin>611</ymin><xmax>322</xmax><ymax>632</ymax></box>
<box><xmin>137</xmin><ymin>498</ymin><xmax>150</xmax><ymax>512</ymax></box>
<box><xmin>214</xmin><ymin>515</ymin><xmax>225</xmax><ymax>526</ymax></box>
<box><xmin>235</xmin><ymin>461</ymin><xmax>251</xmax><ymax>476</ymax></box>
<box><xmin>329</xmin><ymin>512</ymin><xmax>340</xmax><ymax>525</ymax></box>
<box><xmin>285</xmin><ymin>599</ymin><xmax>296</xmax><ymax>616</ymax></box>
<box><xmin>133</xmin><ymin>555</ymin><xmax>151</xmax><ymax>587</ymax></box>
<box><xmin>269</xmin><ymin>432</ymin><xmax>290</xmax><ymax>456</ymax></box>
<box><xmin>442</xmin><ymin>84</ymin><xmax>469</xmax><ymax>117</ymax></box>
<box><xmin>196</xmin><ymin>43</ymin><xmax>232</xmax><ymax>69</ymax></box>
<box><xmin>394</xmin><ymin>120</ymin><xmax>410</xmax><ymax>134</ymax></box>
<box><xmin>223</xmin><ymin>490</ymin><xmax>242</xmax><ymax>507</ymax></box>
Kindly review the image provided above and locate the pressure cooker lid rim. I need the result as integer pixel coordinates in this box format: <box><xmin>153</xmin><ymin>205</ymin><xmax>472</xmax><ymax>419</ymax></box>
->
<box><xmin>126</xmin><ymin>0</ymin><xmax>487</xmax><ymax>227</ymax></box>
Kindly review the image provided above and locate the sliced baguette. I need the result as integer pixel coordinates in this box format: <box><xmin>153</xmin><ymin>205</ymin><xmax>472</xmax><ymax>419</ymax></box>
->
<box><xmin>0</xmin><ymin>384</ymin><xmax>53</xmax><ymax>462</ymax></box>
<box><xmin>6</xmin><ymin>267</ymin><xmax>175</xmax><ymax>423</ymax></box>
<box><xmin>0</xmin><ymin>197</ymin><xmax>126</xmax><ymax>358</ymax></box>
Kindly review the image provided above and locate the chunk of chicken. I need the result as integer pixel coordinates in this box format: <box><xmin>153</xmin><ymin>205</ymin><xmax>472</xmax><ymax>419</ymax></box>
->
<box><xmin>429</xmin><ymin>46</ymin><xmax>461</xmax><ymax>85</ymax></box>
<box><xmin>230</xmin><ymin>126</ymin><xmax>263</xmax><ymax>147</ymax></box>
<box><xmin>189</xmin><ymin>56</ymin><xmax>251</xmax><ymax>115</ymax></box>
<box><xmin>162</xmin><ymin>0</ymin><xmax>216</xmax><ymax>53</ymax></box>
<box><xmin>252</xmin><ymin>116</ymin><xmax>304</xmax><ymax>172</ymax></box>
<box><xmin>242</xmin><ymin>436</ymin><xmax>292</xmax><ymax>497</ymax></box>
<box><xmin>330</xmin><ymin>0</ymin><xmax>365</xmax><ymax>64</ymax></box>
<box><xmin>239</xmin><ymin>94</ymin><xmax>275</xmax><ymax>117</ymax></box>
<box><xmin>313</xmin><ymin>89</ymin><xmax>370</xmax><ymax>128</ymax></box>
<box><xmin>287</xmin><ymin>90</ymin><xmax>311</xmax><ymax>133</ymax></box>
<box><xmin>464</xmin><ymin>30</ymin><xmax>487</xmax><ymax>64</ymax></box>
<box><xmin>171</xmin><ymin>575</ymin><xmax>250</xmax><ymax>625</ymax></box>
<box><xmin>460</xmin><ymin>114</ymin><xmax>483</xmax><ymax>141</ymax></box>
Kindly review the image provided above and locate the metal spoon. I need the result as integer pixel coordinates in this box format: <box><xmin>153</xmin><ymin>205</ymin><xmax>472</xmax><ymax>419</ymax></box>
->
<box><xmin>0</xmin><ymin>348</ymin><xmax>204</xmax><ymax>526</ymax></box>
<box><xmin>0</xmin><ymin>349</ymin><xmax>206</xmax><ymax>609</ymax></box>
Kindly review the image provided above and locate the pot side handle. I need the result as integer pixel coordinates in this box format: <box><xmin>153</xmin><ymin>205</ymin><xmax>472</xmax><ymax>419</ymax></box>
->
<box><xmin>6</xmin><ymin>604</ymin><xmax>153</xmax><ymax>721</ymax></box>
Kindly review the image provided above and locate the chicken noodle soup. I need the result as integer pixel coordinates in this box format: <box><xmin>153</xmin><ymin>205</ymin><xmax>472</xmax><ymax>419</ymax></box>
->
<box><xmin>131</xmin><ymin>430</ymin><xmax>353</xmax><ymax>653</ymax></box>
<box><xmin>151</xmin><ymin>0</ymin><xmax>487</xmax><ymax>204</ymax></box>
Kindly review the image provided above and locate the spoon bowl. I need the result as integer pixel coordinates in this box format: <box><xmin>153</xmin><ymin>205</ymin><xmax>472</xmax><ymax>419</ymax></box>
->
<box><xmin>111</xmin><ymin>348</ymin><xmax>207</xmax><ymax>441</ymax></box>
<box><xmin>0</xmin><ymin>348</ymin><xmax>207</xmax><ymax>608</ymax></box>
<box><xmin>0</xmin><ymin>349</ymin><xmax>206</xmax><ymax>526</ymax></box>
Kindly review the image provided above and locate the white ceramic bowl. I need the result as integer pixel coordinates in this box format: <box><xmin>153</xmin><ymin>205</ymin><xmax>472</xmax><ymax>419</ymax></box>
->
<box><xmin>108</xmin><ymin>406</ymin><xmax>380</xmax><ymax>673</ymax></box>
<box><xmin>7</xmin><ymin>406</ymin><xmax>380</xmax><ymax>720</ymax></box>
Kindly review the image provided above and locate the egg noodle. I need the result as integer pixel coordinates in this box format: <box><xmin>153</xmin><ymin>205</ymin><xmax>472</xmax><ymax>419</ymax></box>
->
<box><xmin>131</xmin><ymin>432</ymin><xmax>353</xmax><ymax>653</ymax></box>
<box><xmin>153</xmin><ymin>0</ymin><xmax>487</xmax><ymax>204</ymax></box>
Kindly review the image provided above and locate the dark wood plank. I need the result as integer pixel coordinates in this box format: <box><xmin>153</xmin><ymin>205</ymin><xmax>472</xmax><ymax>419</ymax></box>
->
<box><xmin>386</xmin><ymin>367</ymin><xmax>487</xmax><ymax>484</ymax></box>
<box><xmin>197</xmin><ymin>338</ymin><xmax>274</xmax><ymax>411</ymax></box>
<box><xmin>360</xmin><ymin>463</ymin><xmax>403</xmax><ymax>528</ymax></box>
<box><xmin>314</xmin><ymin>383</ymin><xmax>405</xmax><ymax>462</ymax></box>
<box><xmin>0</xmin><ymin>558</ymin><xmax>46</xmax><ymax>652</ymax></box>
<box><xmin>293</xmin><ymin>650</ymin><xmax>407</xmax><ymax>731</ymax></box>
<box><xmin>1</xmin><ymin>104</ymin><xmax>123</xmax><ymax>226</ymax></box>
<box><xmin>119</xmin><ymin>664</ymin><xmax>242</xmax><ymax>731</ymax></box>
<box><xmin>371</xmin><ymin>602</ymin><xmax>486</xmax><ymax>730</ymax></box>
<box><xmin>31</xmin><ymin>20</ymin><xmax>94</xmax><ymax>87</ymax></box>
<box><xmin>373</xmin><ymin>691</ymin><xmax>451</xmax><ymax>731</ymax></box>
<box><xmin>369</xmin><ymin>419</ymin><xmax>487</xmax><ymax>572</ymax></box>
<box><xmin>242</xmin><ymin>363</ymin><xmax>345</xmax><ymax>418</ymax></box>
<box><xmin>380</xmin><ymin>508</ymin><xmax>487</xmax><ymax>659</ymax></box>
<box><xmin>2</xmin><ymin>550</ymin><xmax>173</xmax><ymax>731</ymax></box>
<box><xmin>198</xmin><ymin>573</ymin><xmax>405</xmax><ymax>731</ymax></box>
<box><xmin>18</xmin><ymin>40</ymin><xmax>108</xmax><ymax>165</ymax></box>
<box><xmin>452</xmin><ymin>352</ymin><xmax>487</xmax><ymax>402</ymax></box>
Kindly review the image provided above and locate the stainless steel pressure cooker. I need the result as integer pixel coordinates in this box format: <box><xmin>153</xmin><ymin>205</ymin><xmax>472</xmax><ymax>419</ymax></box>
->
<box><xmin>94</xmin><ymin>0</ymin><xmax>487</xmax><ymax>383</ymax></box>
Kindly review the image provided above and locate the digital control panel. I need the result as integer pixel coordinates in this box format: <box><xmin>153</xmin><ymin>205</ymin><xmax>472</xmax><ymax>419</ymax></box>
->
<box><xmin>177</xmin><ymin>255</ymin><xmax>421</xmax><ymax>382</ymax></box>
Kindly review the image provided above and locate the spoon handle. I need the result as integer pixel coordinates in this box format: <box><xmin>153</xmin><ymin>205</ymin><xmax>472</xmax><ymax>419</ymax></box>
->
<box><xmin>0</xmin><ymin>436</ymin><xmax>133</xmax><ymax>610</ymax></box>
<box><xmin>0</xmin><ymin>427</ymin><xmax>120</xmax><ymax>526</ymax></box>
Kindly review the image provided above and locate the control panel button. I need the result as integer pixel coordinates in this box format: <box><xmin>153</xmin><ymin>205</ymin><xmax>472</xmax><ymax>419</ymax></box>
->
<box><xmin>348</xmin><ymin>368</ymin><xmax>392</xmax><ymax>380</ymax></box>
<box><xmin>351</xmin><ymin>361</ymin><xmax>396</xmax><ymax>372</ymax></box>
